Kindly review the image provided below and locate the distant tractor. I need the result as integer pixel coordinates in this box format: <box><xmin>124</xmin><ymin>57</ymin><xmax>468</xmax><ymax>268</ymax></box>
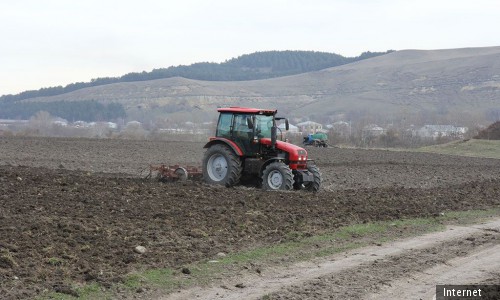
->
<box><xmin>202</xmin><ymin>107</ymin><xmax>321</xmax><ymax>191</ymax></box>
<box><xmin>303</xmin><ymin>132</ymin><xmax>328</xmax><ymax>147</ymax></box>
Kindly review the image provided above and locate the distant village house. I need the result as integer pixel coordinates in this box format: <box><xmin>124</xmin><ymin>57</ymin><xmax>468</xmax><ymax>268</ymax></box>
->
<box><xmin>416</xmin><ymin>125</ymin><xmax>468</xmax><ymax>139</ymax></box>
<box><xmin>278</xmin><ymin>123</ymin><xmax>299</xmax><ymax>133</ymax></box>
<box><xmin>296</xmin><ymin>121</ymin><xmax>323</xmax><ymax>134</ymax></box>
<box><xmin>362</xmin><ymin>124</ymin><xmax>385</xmax><ymax>139</ymax></box>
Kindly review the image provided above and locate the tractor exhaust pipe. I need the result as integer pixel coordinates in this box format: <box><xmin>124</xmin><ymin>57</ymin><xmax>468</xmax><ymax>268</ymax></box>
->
<box><xmin>271</xmin><ymin>126</ymin><xmax>277</xmax><ymax>149</ymax></box>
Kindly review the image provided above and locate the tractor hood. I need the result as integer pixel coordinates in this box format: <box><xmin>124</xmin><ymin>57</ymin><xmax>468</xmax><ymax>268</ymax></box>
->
<box><xmin>260</xmin><ymin>138</ymin><xmax>307</xmax><ymax>161</ymax></box>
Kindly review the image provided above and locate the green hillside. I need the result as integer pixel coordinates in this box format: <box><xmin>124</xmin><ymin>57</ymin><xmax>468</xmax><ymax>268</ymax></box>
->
<box><xmin>418</xmin><ymin>139</ymin><xmax>500</xmax><ymax>159</ymax></box>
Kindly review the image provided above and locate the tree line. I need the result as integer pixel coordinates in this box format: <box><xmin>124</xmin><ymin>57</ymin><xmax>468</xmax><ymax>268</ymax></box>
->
<box><xmin>0</xmin><ymin>100</ymin><xmax>126</xmax><ymax>122</ymax></box>
<box><xmin>0</xmin><ymin>50</ymin><xmax>393</xmax><ymax>103</ymax></box>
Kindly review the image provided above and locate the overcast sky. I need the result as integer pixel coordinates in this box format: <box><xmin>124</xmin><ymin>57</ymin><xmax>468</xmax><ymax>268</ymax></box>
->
<box><xmin>1</xmin><ymin>0</ymin><xmax>499</xmax><ymax>96</ymax></box>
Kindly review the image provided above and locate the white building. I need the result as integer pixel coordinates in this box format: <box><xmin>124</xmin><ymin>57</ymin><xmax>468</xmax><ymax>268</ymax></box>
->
<box><xmin>107</xmin><ymin>122</ymin><xmax>118</xmax><ymax>129</ymax></box>
<box><xmin>362</xmin><ymin>124</ymin><xmax>385</xmax><ymax>138</ymax></box>
<box><xmin>417</xmin><ymin>125</ymin><xmax>468</xmax><ymax>139</ymax></box>
<box><xmin>52</xmin><ymin>118</ymin><xmax>68</xmax><ymax>127</ymax></box>
<box><xmin>296</xmin><ymin>121</ymin><xmax>323</xmax><ymax>133</ymax></box>
<box><xmin>278</xmin><ymin>123</ymin><xmax>299</xmax><ymax>133</ymax></box>
<box><xmin>328</xmin><ymin>121</ymin><xmax>352</xmax><ymax>137</ymax></box>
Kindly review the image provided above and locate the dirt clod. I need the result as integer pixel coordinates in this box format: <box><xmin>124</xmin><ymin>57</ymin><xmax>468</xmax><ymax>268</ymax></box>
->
<box><xmin>0</xmin><ymin>255</ymin><xmax>16</xmax><ymax>269</ymax></box>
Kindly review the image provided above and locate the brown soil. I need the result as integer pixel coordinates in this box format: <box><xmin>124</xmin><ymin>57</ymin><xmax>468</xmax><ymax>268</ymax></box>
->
<box><xmin>1</xmin><ymin>136</ymin><xmax>500</xmax><ymax>299</ymax></box>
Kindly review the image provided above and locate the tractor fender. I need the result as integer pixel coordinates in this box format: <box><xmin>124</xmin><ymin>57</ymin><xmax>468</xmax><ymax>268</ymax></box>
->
<box><xmin>259</xmin><ymin>157</ymin><xmax>285</xmax><ymax>175</ymax></box>
<box><xmin>204</xmin><ymin>138</ymin><xmax>243</xmax><ymax>156</ymax></box>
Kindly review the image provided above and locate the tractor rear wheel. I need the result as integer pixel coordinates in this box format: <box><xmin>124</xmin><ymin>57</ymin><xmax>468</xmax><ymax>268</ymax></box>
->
<box><xmin>262</xmin><ymin>162</ymin><xmax>294</xmax><ymax>191</ymax></box>
<box><xmin>304</xmin><ymin>164</ymin><xmax>321</xmax><ymax>192</ymax></box>
<box><xmin>202</xmin><ymin>144</ymin><xmax>242</xmax><ymax>187</ymax></box>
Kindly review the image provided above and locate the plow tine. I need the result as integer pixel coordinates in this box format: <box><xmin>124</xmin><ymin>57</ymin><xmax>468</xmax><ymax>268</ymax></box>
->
<box><xmin>149</xmin><ymin>164</ymin><xmax>202</xmax><ymax>182</ymax></box>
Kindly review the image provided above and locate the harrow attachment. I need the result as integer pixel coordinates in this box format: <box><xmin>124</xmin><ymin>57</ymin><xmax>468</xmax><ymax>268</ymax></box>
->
<box><xmin>147</xmin><ymin>164</ymin><xmax>202</xmax><ymax>182</ymax></box>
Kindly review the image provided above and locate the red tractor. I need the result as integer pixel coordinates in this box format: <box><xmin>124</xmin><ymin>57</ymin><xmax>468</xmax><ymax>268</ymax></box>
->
<box><xmin>202</xmin><ymin>107</ymin><xmax>321</xmax><ymax>191</ymax></box>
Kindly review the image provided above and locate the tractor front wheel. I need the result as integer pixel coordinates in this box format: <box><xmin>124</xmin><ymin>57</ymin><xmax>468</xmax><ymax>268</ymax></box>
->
<box><xmin>304</xmin><ymin>164</ymin><xmax>321</xmax><ymax>192</ymax></box>
<box><xmin>262</xmin><ymin>162</ymin><xmax>294</xmax><ymax>191</ymax></box>
<box><xmin>202</xmin><ymin>144</ymin><xmax>242</xmax><ymax>187</ymax></box>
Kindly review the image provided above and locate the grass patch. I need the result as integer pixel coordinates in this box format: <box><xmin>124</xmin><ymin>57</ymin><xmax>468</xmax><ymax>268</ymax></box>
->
<box><xmin>122</xmin><ymin>268</ymin><xmax>176</xmax><ymax>289</ymax></box>
<box><xmin>439</xmin><ymin>208</ymin><xmax>500</xmax><ymax>225</ymax></box>
<box><xmin>123</xmin><ymin>273</ymin><xmax>142</xmax><ymax>289</ymax></box>
<box><xmin>417</xmin><ymin>139</ymin><xmax>500</xmax><ymax>159</ymax></box>
<box><xmin>37</xmin><ymin>208</ymin><xmax>500</xmax><ymax>299</ymax></box>
<box><xmin>307</xmin><ymin>216</ymin><xmax>445</xmax><ymax>258</ymax></box>
<box><xmin>37</xmin><ymin>282</ymin><xmax>110</xmax><ymax>300</ymax></box>
<box><xmin>46</xmin><ymin>257</ymin><xmax>64</xmax><ymax>266</ymax></box>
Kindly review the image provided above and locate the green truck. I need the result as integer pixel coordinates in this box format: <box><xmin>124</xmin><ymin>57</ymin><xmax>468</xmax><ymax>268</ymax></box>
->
<box><xmin>303</xmin><ymin>132</ymin><xmax>328</xmax><ymax>147</ymax></box>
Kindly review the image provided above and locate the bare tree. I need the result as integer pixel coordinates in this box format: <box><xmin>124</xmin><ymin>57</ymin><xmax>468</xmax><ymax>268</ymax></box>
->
<box><xmin>122</xmin><ymin>122</ymin><xmax>148</xmax><ymax>139</ymax></box>
<box><xmin>91</xmin><ymin>122</ymin><xmax>112</xmax><ymax>138</ymax></box>
<box><xmin>29</xmin><ymin>111</ymin><xmax>53</xmax><ymax>136</ymax></box>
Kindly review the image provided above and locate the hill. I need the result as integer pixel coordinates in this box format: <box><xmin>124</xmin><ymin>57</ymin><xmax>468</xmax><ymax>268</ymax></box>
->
<box><xmin>474</xmin><ymin>121</ymin><xmax>500</xmax><ymax>140</ymax></box>
<box><xmin>0</xmin><ymin>50</ymin><xmax>390</xmax><ymax>105</ymax></box>
<box><xmin>2</xmin><ymin>46</ymin><xmax>500</xmax><ymax>125</ymax></box>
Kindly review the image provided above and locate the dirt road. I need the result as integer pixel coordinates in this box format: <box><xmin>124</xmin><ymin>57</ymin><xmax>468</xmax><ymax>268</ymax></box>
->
<box><xmin>165</xmin><ymin>219</ymin><xmax>500</xmax><ymax>300</ymax></box>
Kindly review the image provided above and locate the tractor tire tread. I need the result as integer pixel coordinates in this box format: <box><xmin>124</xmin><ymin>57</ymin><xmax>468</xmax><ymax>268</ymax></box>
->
<box><xmin>304</xmin><ymin>164</ymin><xmax>321</xmax><ymax>192</ymax></box>
<box><xmin>262</xmin><ymin>161</ymin><xmax>294</xmax><ymax>191</ymax></box>
<box><xmin>202</xmin><ymin>144</ymin><xmax>242</xmax><ymax>187</ymax></box>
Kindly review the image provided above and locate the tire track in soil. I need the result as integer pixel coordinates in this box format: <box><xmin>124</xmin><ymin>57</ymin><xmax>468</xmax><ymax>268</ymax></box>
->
<box><xmin>164</xmin><ymin>219</ymin><xmax>500</xmax><ymax>300</ymax></box>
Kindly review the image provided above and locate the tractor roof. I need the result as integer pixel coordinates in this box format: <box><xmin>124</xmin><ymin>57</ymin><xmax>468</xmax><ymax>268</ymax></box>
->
<box><xmin>217</xmin><ymin>107</ymin><xmax>277</xmax><ymax>115</ymax></box>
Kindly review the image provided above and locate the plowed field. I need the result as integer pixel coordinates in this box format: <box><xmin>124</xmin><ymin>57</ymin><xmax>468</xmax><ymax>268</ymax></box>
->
<box><xmin>1</xmin><ymin>136</ymin><xmax>500</xmax><ymax>299</ymax></box>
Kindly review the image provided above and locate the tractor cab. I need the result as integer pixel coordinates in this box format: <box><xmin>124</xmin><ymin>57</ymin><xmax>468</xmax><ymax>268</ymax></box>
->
<box><xmin>214</xmin><ymin>107</ymin><xmax>287</xmax><ymax>156</ymax></box>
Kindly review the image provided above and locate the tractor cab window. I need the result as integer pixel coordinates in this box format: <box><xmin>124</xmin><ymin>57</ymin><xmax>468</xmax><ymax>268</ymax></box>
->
<box><xmin>255</xmin><ymin>115</ymin><xmax>274</xmax><ymax>138</ymax></box>
<box><xmin>216</xmin><ymin>113</ymin><xmax>232</xmax><ymax>138</ymax></box>
<box><xmin>231</xmin><ymin>114</ymin><xmax>254</xmax><ymax>155</ymax></box>
<box><xmin>233</xmin><ymin>114</ymin><xmax>252</xmax><ymax>139</ymax></box>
